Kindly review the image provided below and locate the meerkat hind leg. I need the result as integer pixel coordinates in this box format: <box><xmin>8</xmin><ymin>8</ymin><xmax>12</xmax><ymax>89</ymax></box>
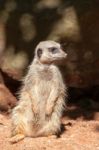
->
<box><xmin>10</xmin><ymin>99</ymin><xmax>34</xmax><ymax>143</ymax></box>
<box><xmin>35</xmin><ymin>122</ymin><xmax>60</xmax><ymax>138</ymax></box>
<box><xmin>35</xmin><ymin>114</ymin><xmax>61</xmax><ymax>138</ymax></box>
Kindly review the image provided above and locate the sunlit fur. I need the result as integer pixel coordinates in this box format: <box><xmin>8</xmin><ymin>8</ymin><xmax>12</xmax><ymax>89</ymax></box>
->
<box><xmin>10</xmin><ymin>40</ymin><xmax>67</xmax><ymax>143</ymax></box>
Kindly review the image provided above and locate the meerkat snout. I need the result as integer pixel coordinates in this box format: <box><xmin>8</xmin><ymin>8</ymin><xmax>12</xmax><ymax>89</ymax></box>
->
<box><xmin>35</xmin><ymin>40</ymin><xmax>67</xmax><ymax>64</ymax></box>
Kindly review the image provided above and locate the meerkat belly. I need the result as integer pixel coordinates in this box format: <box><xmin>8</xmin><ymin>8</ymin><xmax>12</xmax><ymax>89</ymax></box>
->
<box><xmin>36</xmin><ymin>70</ymin><xmax>53</xmax><ymax>102</ymax></box>
<box><xmin>34</xmin><ymin>73</ymin><xmax>54</xmax><ymax>117</ymax></box>
<box><xmin>33</xmin><ymin>80</ymin><xmax>52</xmax><ymax>126</ymax></box>
<box><xmin>35</xmin><ymin>80</ymin><xmax>52</xmax><ymax>103</ymax></box>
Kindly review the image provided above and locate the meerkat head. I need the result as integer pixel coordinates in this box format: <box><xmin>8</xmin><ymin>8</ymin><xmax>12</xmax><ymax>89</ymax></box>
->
<box><xmin>34</xmin><ymin>40</ymin><xmax>67</xmax><ymax>64</ymax></box>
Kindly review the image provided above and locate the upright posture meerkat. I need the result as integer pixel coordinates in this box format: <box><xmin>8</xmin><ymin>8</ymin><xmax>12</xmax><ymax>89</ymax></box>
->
<box><xmin>10</xmin><ymin>40</ymin><xmax>67</xmax><ymax>143</ymax></box>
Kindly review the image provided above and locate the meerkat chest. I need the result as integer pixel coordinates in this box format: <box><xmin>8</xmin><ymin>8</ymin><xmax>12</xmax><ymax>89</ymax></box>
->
<box><xmin>39</xmin><ymin>69</ymin><xmax>53</xmax><ymax>81</ymax></box>
<box><xmin>39</xmin><ymin>69</ymin><xmax>53</xmax><ymax>89</ymax></box>
<box><xmin>34</xmin><ymin>68</ymin><xmax>56</xmax><ymax>98</ymax></box>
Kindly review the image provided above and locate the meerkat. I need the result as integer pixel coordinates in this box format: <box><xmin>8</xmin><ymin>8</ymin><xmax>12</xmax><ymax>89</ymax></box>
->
<box><xmin>10</xmin><ymin>40</ymin><xmax>67</xmax><ymax>143</ymax></box>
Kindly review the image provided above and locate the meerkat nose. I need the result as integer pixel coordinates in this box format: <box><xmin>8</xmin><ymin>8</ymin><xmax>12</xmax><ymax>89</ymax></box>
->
<box><xmin>65</xmin><ymin>53</ymin><xmax>67</xmax><ymax>57</ymax></box>
<box><xmin>63</xmin><ymin>52</ymin><xmax>67</xmax><ymax>58</ymax></box>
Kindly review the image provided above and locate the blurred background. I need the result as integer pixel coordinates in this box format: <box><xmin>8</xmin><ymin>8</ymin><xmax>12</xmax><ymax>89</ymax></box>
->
<box><xmin>0</xmin><ymin>0</ymin><xmax>99</xmax><ymax>116</ymax></box>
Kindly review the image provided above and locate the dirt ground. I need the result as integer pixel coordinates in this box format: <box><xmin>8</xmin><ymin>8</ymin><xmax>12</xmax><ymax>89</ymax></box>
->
<box><xmin>0</xmin><ymin>105</ymin><xmax>99</xmax><ymax>150</ymax></box>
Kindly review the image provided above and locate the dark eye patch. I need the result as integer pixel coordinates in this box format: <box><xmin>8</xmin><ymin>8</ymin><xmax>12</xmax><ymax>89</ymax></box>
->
<box><xmin>49</xmin><ymin>47</ymin><xmax>58</xmax><ymax>54</ymax></box>
<box><xmin>37</xmin><ymin>48</ymin><xmax>42</xmax><ymax>58</ymax></box>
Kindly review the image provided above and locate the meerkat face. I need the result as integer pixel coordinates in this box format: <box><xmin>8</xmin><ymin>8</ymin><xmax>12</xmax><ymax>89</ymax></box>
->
<box><xmin>35</xmin><ymin>40</ymin><xmax>67</xmax><ymax>64</ymax></box>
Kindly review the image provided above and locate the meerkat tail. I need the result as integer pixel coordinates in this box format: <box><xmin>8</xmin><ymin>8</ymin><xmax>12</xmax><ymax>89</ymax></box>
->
<box><xmin>9</xmin><ymin>134</ymin><xmax>25</xmax><ymax>144</ymax></box>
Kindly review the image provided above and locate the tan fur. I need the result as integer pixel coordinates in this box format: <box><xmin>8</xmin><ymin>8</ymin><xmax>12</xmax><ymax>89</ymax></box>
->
<box><xmin>10</xmin><ymin>40</ymin><xmax>67</xmax><ymax>143</ymax></box>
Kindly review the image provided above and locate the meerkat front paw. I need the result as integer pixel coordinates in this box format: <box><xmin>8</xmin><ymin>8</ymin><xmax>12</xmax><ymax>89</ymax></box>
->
<box><xmin>32</xmin><ymin>105</ymin><xmax>39</xmax><ymax>115</ymax></box>
<box><xmin>45</xmin><ymin>106</ymin><xmax>53</xmax><ymax>118</ymax></box>
<box><xmin>9</xmin><ymin>134</ymin><xmax>25</xmax><ymax>144</ymax></box>
<box><xmin>32</xmin><ymin>105</ymin><xmax>40</xmax><ymax>122</ymax></box>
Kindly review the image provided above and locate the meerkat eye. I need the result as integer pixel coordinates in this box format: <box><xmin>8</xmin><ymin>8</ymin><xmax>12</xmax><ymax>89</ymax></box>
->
<box><xmin>37</xmin><ymin>48</ymin><xmax>42</xmax><ymax>58</ymax></box>
<box><xmin>49</xmin><ymin>47</ymin><xmax>58</xmax><ymax>54</ymax></box>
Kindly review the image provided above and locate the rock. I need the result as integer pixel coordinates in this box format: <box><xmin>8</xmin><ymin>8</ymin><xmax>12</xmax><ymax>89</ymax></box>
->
<box><xmin>0</xmin><ymin>84</ymin><xmax>17</xmax><ymax>111</ymax></box>
<box><xmin>0</xmin><ymin>72</ymin><xmax>4</xmax><ymax>84</ymax></box>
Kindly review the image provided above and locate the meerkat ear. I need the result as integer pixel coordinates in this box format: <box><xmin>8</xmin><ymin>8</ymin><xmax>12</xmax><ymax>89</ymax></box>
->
<box><xmin>37</xmin><ymin>48</ymin><xmax>42</xmax><ymax>58</ymax></box>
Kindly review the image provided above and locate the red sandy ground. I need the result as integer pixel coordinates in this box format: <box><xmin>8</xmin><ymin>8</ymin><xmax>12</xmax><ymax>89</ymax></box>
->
<box><xmin>0</xmin><ymin>106</ymin><xmax>99</xmax><ymax>150</ymax></box>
